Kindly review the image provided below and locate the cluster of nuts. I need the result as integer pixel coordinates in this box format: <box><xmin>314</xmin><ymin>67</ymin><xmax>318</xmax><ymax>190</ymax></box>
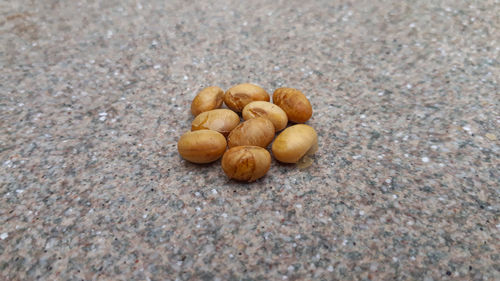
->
<box><xmin>177</xmin><ymin>83</ymin><xmax>318</xmax><ymax>182</ymax></box>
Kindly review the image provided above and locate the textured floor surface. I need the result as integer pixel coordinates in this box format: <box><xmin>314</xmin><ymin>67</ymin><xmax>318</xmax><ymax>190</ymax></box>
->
<box><xmin>1</xmin><ymin>0</ymin><xmax>499</xmax><ymax>280</ymax></box>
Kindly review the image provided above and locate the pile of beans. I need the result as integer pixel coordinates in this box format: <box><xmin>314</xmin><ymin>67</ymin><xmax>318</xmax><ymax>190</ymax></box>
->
<box><xmin>177</xmin><ymin>83</ymin><xmax>317</xmax><ymax>182</ymax></box>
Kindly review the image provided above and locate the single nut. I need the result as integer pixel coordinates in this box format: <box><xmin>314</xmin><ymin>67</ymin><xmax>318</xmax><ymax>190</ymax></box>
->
<box><xmin>227</xmin><ymin>117</ymin><xmax>275</xmax><ymax>148</ymax></box>
<box><xmin>272</xmin><ymin>124</ymin><xmax>318</xmax><ymax>165</ymax></box>
<box><xmin>191</xmin><ymin>109</ymin><xmax>240</xmax><ymax>137</ymax></box>
<box><xmin>177</xmin><ymin>130</ymin><xmax>227</xmax><ymax>163</ymax></box>
<box><xmin>242</xmin><ymin>101</ymin><xmax>288</xmax><ymax>132</ymax></box>
<box><xmin>191</xmin><ymin>86</ymin><xmax>224</xmax><ymax>116</ymax></box>
<box><xmin>222</xmin><ymin>146</ymin><xmax>271</xmax><ymax>182</ymax></box>
<box><xmin>273</xmin><ymin>87</ymin><xmax>312</xmax><ymax>123</ymax></box>
<box><xmin>224</xmin><ymin>83</ymin><xmax>270</xmax><ymax>112</ymax></box>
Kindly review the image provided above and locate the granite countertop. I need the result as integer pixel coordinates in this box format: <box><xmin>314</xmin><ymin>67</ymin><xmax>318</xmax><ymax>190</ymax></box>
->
<box><xmin>1</xmin><ymin>0</ymin><xmax>499</xmax><ymax>280</ymax></box>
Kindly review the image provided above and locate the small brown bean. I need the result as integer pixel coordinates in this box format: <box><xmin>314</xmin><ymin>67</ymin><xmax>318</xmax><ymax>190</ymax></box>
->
<box><xmin>222</xmin><ymin>146</ymin><xmax>271</xmax><ymax>182</ymax></box>
<box><xmin>191</xmin><ymin>86</ymin><xmax>224</xmax><ymax>116</ymax></box>
<box><xmin>273</xmin><ymin>87</ymin><xmax>312</xmax><ymax>123</ymax></box>
<box><xmin>272</xmin><ymin>124</ymin><xmax>318</xmax><ymax>164</ymax></box>
<box><xmin>224</xmin><ymin>83</ymin><xmax>270</xmax><ymax>112</ymax></box>
<box><xmin>227</xmin><ymin>117</ymin><xmax>275</xmax><ymax>148</ymax></box>
<box><xmin>177</xmin><ymin>130</ymin><xmax>227</xmax><ymax>163</ymax></box>
<box><xmin>191</xmin><ymin>109</ymin><xmax>240</xmax><ymax>137</ymax></box>
<box><xmin>242</xmin><ymin>101</ymin><xmax>288</xmax><ymax>132</ymax></box>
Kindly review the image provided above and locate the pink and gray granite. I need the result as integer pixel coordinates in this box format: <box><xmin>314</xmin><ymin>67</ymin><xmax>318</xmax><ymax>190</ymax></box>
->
<box><xmin>1</xmin><ymin>0</ymin><xmax>499</xmax><ymax>280</ymax></box>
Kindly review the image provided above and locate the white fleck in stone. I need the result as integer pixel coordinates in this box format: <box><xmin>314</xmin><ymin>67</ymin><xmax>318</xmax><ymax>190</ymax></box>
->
<box><xmin>143</xmin><ymin>214</ymin><xmax>147</xmax><ymax>219</ymax></box>
<box><xmin>99</xmin><ymin>112</ymin><xmax>107</xmax><ymax>116</ymax></box>
<box><xmin>409</xmin><ymin>23</ymin><xmax>416</xmax><ymax>28</ymax></box>
<box><xmin>295</xmin><ymin>204</ymin><xmax>302</xmax><ymax>209</ymax></box>
<box><xmin>431</xmin><ymin>145</ymin><xmax>438</xmax><ymax>150</ymax></box>
<box><xmin>211</xmin><ymin>189</ymin><xmax>218</xmax><ymax>195</ymax></box>
<box><xmin>406</xmin><ymin>84</ymin><xmax>412</xmax><ymax>89</ymax></box>
<box><xmin>422</xmin><ymin>157</ymin><xmax>430</xmax><ymax>163</ymax></box>
<box><xmin>99</xmin><ymin>116</ymin><xmax>106</xmax><ymax>121</ymax></box>
<box><xmin>183</xmin><ymin>75</ymin><xmax>188</xmax><ymax>80</ymax></box>
<box><xmin>15</xmin><ymin>189</ymin><xmax>24</xmax><ymax>194</ymax></box>
<box><xmin>195</xmin><ymin>206</ymin><xmax>201</xmax><ymax>212</ymax></box>
<box><xmin>393</xmin><ymin>257</ymin><xmax>398</xmax><ymax>262</ymax></box>
<box><xmin>195</xmin><ymin>192</ymin><xmax>201</xmax><ymax>197</ymax></box>
<box><xmin>137</xmin><ymin>2</ymin><xmax>143</xmax><ymax>9</ymax></box>
<box><xmin>287</xmin><ymin>265</ymin><xmax>294</xmax><ymax>271</ymax></box>
<box><xmin>359</xmin><ymin>210</ymin><xmax>365</xmax><ymax>216</ymax></box>
<box><xmin>0</xmin><ymin>233</ymin><xmax>8</xmax><ymax>240</ymax></box>
<box><xmin>18</xmin><ymin>103</ymin><xmax>24</xmax><ymax>107</ymax></box>
<box><xmin>221</xmin><ymin>213</ymin><xmax>228</xmax><ymax>218</ymax></box>
<box><xmin>327</xmin><ymin>265</ymin><xmax>334</xmax><ymax>272</ymax></box>
<box><xmin>370</xmin><ymin>263</ymin><xmax>378</xmax><ymax>271</ymax></box>
<box><xmin>107</xmin><ymin>30</ymin><xmax>113</xmax><ymax>38</ymax></box>
<box><xmin>385</xmin><ymin>178</ymin><xmax>392</xmax><ymax>184</ymax></box>
<box><xmin>274</xmin><ymin>66</ymin><xmax>280</xmax><ymax>71</ymax></box>
<box><xmin>282</xmin><ymin>276</ymin><xmax>288</xmax><ymax>280</ymax></box>
<box><xmin>411</xmin><ymin>256</ymin><xmax>416</xmax><ymax>261</ymax></box>
<box><xmin>378</xmin><ymin>92</ymin><xmax>384</xmax><ymax>96</ymax></box>
<box><xmin>392</xmin><ymin>194</ymin><xmax>398</xmax><ymax>199</ymax></box>
<box><xmin>229</xmin><ymin>254</ymin><xmax>234</xmax><ymax>258</ymax></box>
<box><xmin>360</xmin><ymin>114</ymin><xmax>366</xmax><ymax>119</ymax></box>
<box><xmin>496</xmin><ymin>224</ymin><xmax>500</xmax><ymax>230</ymax></box>
<box><xmin>295</xmin><ymin>234</ymin><xmax>301</xmax><ymax>239</ymax></box>
<box><xmin>342</xmin><ymin>240</ymin><xmax>348</xmax><ymax>246</ymax></box>
<box><xmin>407</xmin><ymin>221</ymin><xmax>414</xmax><ymax>226</ymax></box>
<box><xmin>462</xmin><ymin>126</ymin><xmax>471</xmax><ymax>132</ymax></box>
<box><xmin>153</xmin><ymin>64</ymin><xmax>161</xmax><ymax>69</ymax></box>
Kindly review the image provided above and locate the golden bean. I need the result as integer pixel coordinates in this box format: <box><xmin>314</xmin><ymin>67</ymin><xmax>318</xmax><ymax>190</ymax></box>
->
<box><xmin>224</xmin><ymin>83</ymin><xmax>270</xmax><ymax>112</ymax></box>
<box><xmin>273</xmin><ymin>87</ymin><xmax>312</xmax><ymax>123</ymax></box>
<box><xmin>272</xmin><ymin>124</ymin><xmax>318</xmax><ymax>164</ymax></box>
<box><xmin>191</xmin><ymin>86</ymin><xmax>224</xmax><ymax>116</ymax></box>
<box><xmin>242</xmin><ymin>101</ymin><xmax>288</xmax><ymax>132</ymax></box>
<box><xmin>177</xmin><ymin>130</ymin><xmax>227</xmax><ymax>163</ymax></box>
<box><xmin>191</xmin><ymin>109</ymin><xmax>240</xmax><ymax>137</ymax></box>
<box><xmin>222</xmin><ymin>146</ymin><xmax>271</xmax><ymax>182</ymax></box>
<box><xmin>227</xmin><ymin>117</ymin><xmax>275</xmax><ymax>148</ymax></box>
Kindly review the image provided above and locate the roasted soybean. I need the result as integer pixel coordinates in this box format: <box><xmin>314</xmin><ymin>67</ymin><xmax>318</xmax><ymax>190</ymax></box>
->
<box><xmin>224</xmin><ymin>83</ymin><xmax>270</xmax><ymax>112</ymax></box>
<box><xmin>242</xmin><ymin>101</ymin><xmax>288</xmax><ymax>132</ymax></box>
<box><xmin>227</xmin><ymin>117</ymin><xmax>275</xmax><ymax>148</ymax></box>
<box><xmin>177</xmin><ymin>130</ymin><xmax>227</xmax><ymax>163</ymax></box>
<box><xmin>222</xmin><ymin>146</ymin><xmax>271</xmax><ymax>182</ymax></box>
<box><xmin>191</xmin><ymin>109</ymin><xmax>240</xmax><ymax>137</ymax></box>
<box><xmin>272</xmin><ymin>124</ymin><xmax>318</xmax><ymax>164</ymax></box>
<box><xmin>191</xmin><ymin>86</ymin><xmax>224</xmax><ymax>116</ymax></box>
<box><xmin>273</xmin><ymin>87</ymin><xmax>312</xmax><ymax>123</ymax></box>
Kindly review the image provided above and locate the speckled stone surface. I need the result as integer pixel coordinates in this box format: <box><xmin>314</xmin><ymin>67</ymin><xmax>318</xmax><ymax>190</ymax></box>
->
<box><xmin>1</xmin><ymin>0</ymin><xmax>499</xmax><ymax>280</ymax></box>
